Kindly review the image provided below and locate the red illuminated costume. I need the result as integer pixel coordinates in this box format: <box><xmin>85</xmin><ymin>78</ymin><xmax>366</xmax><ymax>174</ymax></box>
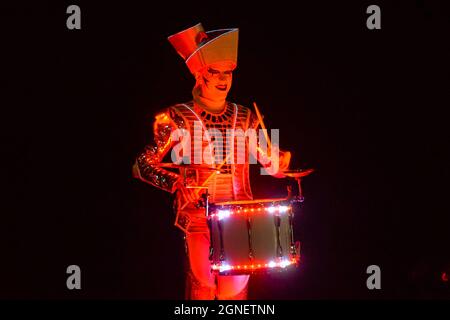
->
<box><xmin>133</xmin><ymin>23</ymin><xmax>290</xmax><ymax>300</ymax></box>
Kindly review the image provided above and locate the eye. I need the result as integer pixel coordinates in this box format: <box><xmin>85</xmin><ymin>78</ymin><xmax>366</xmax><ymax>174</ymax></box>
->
<box><xmin>207</xmin><ymin>68</ymin><xmax>219</xmax><ymax>75</ymax></box>
<box><xmin>224</xmin><ymin>71</ymin><xmax>232</xmax><ymax>75</ymax></box>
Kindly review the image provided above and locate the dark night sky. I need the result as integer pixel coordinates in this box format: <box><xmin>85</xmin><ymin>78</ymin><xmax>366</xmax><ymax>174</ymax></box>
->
<box><xmin>2</xmin><ymin>1</ymin><xmax>449</xmax><ymax>299</ymax></box>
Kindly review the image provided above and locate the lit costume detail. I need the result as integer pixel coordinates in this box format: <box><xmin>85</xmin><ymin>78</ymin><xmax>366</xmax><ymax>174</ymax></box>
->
<box><xmin>133</xmin><ymin>23</ymin><xmax>290</xmax><ymax>300</ymax></box>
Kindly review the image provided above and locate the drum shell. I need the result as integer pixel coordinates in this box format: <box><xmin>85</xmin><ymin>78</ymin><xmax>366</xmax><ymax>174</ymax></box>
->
<box><xmin>208</xmin><ymin>204</ymin><xmax>297</xmax><ymax>275</ymax></box>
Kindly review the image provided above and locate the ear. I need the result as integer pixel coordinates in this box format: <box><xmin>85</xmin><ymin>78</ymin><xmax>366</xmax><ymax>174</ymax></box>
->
<box><xmin>194</xmin><ymin>71</ymin><xmax>204</xmax><ymax>86</ymax></box>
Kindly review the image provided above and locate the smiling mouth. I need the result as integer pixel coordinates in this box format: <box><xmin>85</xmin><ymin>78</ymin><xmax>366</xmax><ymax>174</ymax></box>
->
<box><xmin>216</xmin><ymin>85</ymin><xmax>227</xmax><ymax>91</ymax></box>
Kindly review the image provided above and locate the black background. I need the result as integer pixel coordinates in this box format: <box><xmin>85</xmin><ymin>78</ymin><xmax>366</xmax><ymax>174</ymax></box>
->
<box><xmin>2</xmin><ymin>0</ymin><xmax>449</xmax><ymax>299</ymax></box>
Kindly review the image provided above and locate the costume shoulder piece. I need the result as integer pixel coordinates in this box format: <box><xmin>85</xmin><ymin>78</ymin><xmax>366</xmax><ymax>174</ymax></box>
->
<box><xmin>153</xmin><ymin>104</ymin><xmax>189</xmax><ymax>131</ymax></box>
<box><xmin>165</xmin><ymin>102</ymin><xmax>198</xmax><ymax>130</ymax></box>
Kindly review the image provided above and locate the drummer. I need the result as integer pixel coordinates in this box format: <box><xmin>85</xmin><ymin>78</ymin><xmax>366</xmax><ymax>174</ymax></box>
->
<box><xmin>132</xmin><ymin>23</ymin><xmax>291</xmax><ymax>300</ymax></box>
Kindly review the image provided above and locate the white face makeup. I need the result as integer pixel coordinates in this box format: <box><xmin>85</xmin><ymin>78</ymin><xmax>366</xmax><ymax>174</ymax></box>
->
<box><xmin>198</xmin><ymin>62</ymin><xmax>234</xmax><ymax>101</ymax></box>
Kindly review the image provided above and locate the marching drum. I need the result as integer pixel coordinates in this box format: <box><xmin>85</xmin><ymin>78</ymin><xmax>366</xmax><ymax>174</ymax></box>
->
<box><xmin>207</xmin><ymin>168</ymin><xmax>314</xmax><ymax>275</ymax></box>
<box><xmin>163</xmin><ymin>162</ymin><xmax>314</xmax><ymax>275</ymax></box>
<box><xmin>207</xmin><ymin>198</ymin><xmax>301</xmax><ymax>275</ymax></box>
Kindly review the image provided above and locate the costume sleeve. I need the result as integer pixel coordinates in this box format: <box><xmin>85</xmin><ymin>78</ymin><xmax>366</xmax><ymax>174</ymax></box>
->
<box><xmin>133</xmin><ymin>108</ymin><xmax>183</xmax><ymax>193</ymax></box>
<box><xmin>248</xmin><ymin>109</ymin><xmax>291</xmax><ymax>176</ymax></box>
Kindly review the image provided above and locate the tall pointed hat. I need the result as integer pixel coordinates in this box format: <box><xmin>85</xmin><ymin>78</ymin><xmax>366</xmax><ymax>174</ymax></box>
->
<box><xmin>168</xmin><ymin>23</ymin><xmax>239</xmax><ymax>74</ymax></box>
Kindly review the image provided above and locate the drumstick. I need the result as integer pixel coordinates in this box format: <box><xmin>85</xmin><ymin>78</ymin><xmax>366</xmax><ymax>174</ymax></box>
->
<box><xmin>253</xmin><ymin>102</ymin><xmax>272</xmax><ymax>150</ymax></box>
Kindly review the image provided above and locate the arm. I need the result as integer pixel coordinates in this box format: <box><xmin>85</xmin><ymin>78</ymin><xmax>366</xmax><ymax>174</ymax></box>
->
<box><xmin>248</xmin><ymin>109</ymin><xmax>291</xmax><ymax>177</ymax></box>
<box><xmin>133</xmin><ymin>109</ymin><xmax>181</xmax><ymax>193</ymax></box>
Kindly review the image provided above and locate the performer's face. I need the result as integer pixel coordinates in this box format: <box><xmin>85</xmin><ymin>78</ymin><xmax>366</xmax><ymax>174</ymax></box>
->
<box><xmin>198</xmin><ymin>62</ymin><xmax>234</xmax><ymax>100</ymax></box>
